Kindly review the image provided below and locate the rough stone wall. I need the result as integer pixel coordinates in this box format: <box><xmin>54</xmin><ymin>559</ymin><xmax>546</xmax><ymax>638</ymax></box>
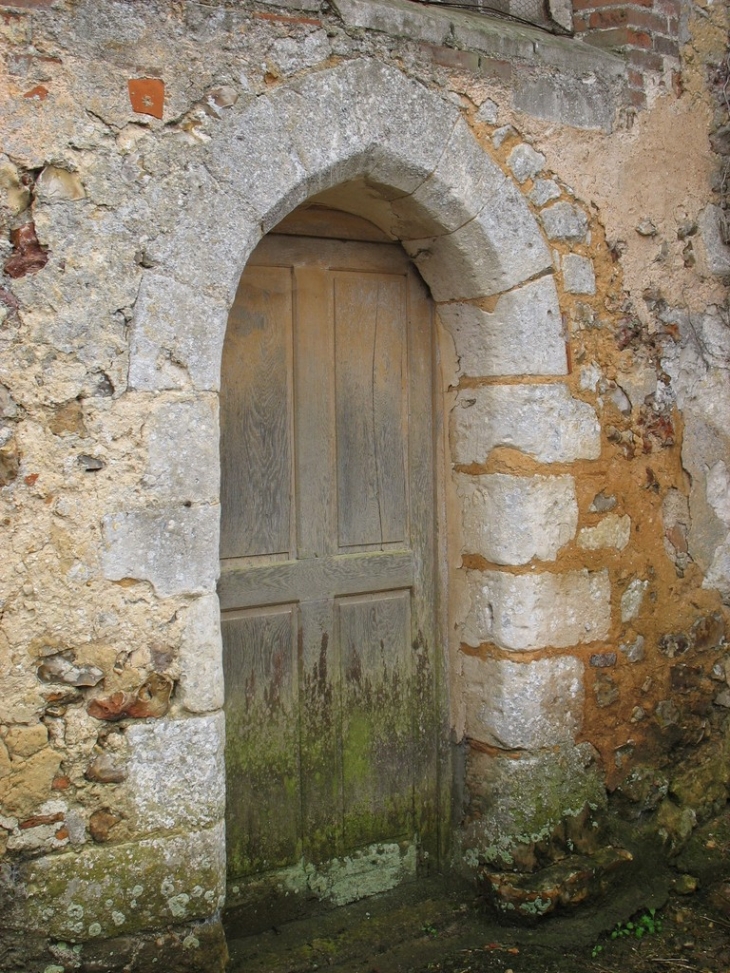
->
<box><xmin>0</xmin><ymin>0</ymin><xmax>728</xmax><ymax>967</ymax></box>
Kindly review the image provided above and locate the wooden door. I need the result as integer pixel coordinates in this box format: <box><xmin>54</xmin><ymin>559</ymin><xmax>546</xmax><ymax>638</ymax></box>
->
<box><xmin>219</xmin><ymin>225</ymin><xmax>440</xmax><ymax>913</ymax></box>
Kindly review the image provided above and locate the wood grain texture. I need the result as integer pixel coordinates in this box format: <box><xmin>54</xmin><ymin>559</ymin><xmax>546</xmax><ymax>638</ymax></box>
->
<box><xmin>220</xmin><ymin>223</ymin><xmax>440</xmax><ymax>886</ymax></box>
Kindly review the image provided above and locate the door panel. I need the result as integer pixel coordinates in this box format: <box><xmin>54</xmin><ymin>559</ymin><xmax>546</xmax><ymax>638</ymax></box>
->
<box><xmin>220</xmin><ymin>231</ymin><xmax>439</xmax><ymax>901</ymax></box>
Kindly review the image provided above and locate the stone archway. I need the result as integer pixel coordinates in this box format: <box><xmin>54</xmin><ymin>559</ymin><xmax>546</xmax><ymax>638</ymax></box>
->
<box><xmin>116</xmin><ymin>56</ymin><xmax>603</xmax><ymax>933</ymax></box>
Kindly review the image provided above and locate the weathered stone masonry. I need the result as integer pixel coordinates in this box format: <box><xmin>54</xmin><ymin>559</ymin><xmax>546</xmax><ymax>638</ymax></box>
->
<box><xmin>0</xmin><ymin>0</ymin><xmax>729</xmax><ymax>968</ymax></box>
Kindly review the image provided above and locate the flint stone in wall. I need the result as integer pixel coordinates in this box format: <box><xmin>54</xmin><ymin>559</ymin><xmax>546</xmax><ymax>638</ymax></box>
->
<box><xmin>124</xmin><ymin>714</ymin><xmax>224</xmax><ymax>834</ymax></box>
<box><xmin>101</xmin><ymin>506</ymin><xmax>219</xmax><ymax>598</ymax></box>
<box><xmin>438</xmin><ymin>276</ymin><xmax>567</xmax><ymax>377</ymax></box>
<box><xmin>507</xmin><ymin>143</ymin><xmax>546</xmax><ymax>184</ymax></box>
<box><xmin>452</xmin><ymin>384</ymin><xmax>601</xmax><ymax>464</ymax></box>
<box><xmin>462</xmin><ymin>654</ymin><xmax>584</xmax><ymax>749</ymax></box>
<box><xmin>178</xmin><ymin>594</ymin><xmax>224</xmax><ymax>714</ymax></box>
<box><xmin>562</xmin><ymin>253</ymin><xmax>596</xmax><ymax>295</ymax></box>
<box><xmin>462</xmin><ymin>744</ymin><xmax>605</xmax><ymax>862</ymax></box>
<box><xmin>129</xmin><ymin>275</ymin><xmax>229</xmax><ymax>392</ymax></box>
<box><xmin>16</xmin><ymin>823</ymin><xmax>225</xmax><ymax>940</ymax></box>
<box><xmin>145</xmin><ymin>399</ymin><xmax>219</xmax><ymax>502</ymax></box>
<box><xmin>457</xmin><ymin>473</ymin><xmax>577</xmax><ymax>564</ymax></box>
<box><xmin>541</xmin><ymin>202</ymin><xmax>589</xmax><ymax>242</ymax></box>
<box><xmin>577</xmin><ymin>513</ymin><xmax>631</xmax><ymax>551</ymax></box>
<box><xmin>461</xmin><ymin>568</ymin><xmax>611</xmax><ymax>651</ymax></box>
<box><xmin>404</xmin><ymin>180</ymin><xmax>552</xmax><ymax>299</ymax></box>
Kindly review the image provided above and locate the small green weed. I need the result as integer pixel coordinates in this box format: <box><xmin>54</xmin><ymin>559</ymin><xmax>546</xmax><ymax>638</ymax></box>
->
<box><xmin>591</xmin><ymin>908</ymin><xmax>663</xmax><ymax>959</ymax></box>
<box><xmin>611</xmin><ymin>908</ymin><xmax>663</xmax><ymax>941</ymax></box>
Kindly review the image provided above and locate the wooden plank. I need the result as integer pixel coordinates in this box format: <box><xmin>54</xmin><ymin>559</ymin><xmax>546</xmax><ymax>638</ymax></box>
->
<box><xmin>338</xmin><ymin>590</ymin><xmax>414</xmax><ymax>850</ymax></box>
<box><xmin>293</xmin><ymin>266</ymin><xmax>335</xmax><ymax>559</ymax></box>
<box><xmin>224</xmin><ymin>605</ymin><xmax>300</xmax><ymax>879</ymax></box>
<box><xmin>334</xmin><ymin>273</ymin><xmax>407</xmax><ymax>549</ymax></box>
<box><xmin>248</xmin><ymin>234</ymin><xmax>411</xmax><ymax>275</ymax></box>
<box><xmin>298</xmin><ymin>597</ymin><xmax>344</xmax><ymax>862</ymax></box>
<box><xmin>218</xmin><ymin>551</ymin><xmax>414</xmax><ymax>611</ymax></box>
<box><xmin>220</xmin><ymin>266</ymin><xmax>293</xmax><ymax>560</ymax></box>
<box><xmin>270</xmin><ymin>205</ymin><xmax>393</xmax><ymax>243</ymax></box>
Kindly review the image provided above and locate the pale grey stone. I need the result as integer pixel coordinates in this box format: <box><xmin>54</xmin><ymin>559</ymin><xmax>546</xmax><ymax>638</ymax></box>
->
<box><xmin>697</xmin><ymin>204</ymin><xmax>730</xmax><ymax>277</ymax></box>
<box><xmin>462</xmin><ymin>654</ymin><xmax>584</xmax><ymax>749</ymax></box>
<box><xmin>514</xmin><ymin>72</ymin><xmax>621</xmax><ymax>133</ymax></box>
<box><xmin>101</xmin><ymin>506</ymin><xmax>219</xmax><ymax>598</ymax></box>
<box><xmin>548</xmin><ymin>0</ymin><xmax>573</xmax><ymax>31</ymax></box>
<box><xmin>461</xmin><ymin>568</ymin><xmax>611</xmax><ymax>651</ymax></box>
<box><xmin>144</xmin><ymin>398</ymin><xmax>219</xmax><ymax>502</ymax></box>
<box><xmin>178</xmin><ymin>594</ymin><xmax>225</xmax><ymax>714</ymax></box>
<box><xmin>705</xmin><ymin>540</ymin><xmax>730</xmax><ymax>603</ymax></box>
<box><xmin>577</xmin><ymin>514</ymin><xmax>631</xmax><ymax>551</ymax></box>
<box><xmin>393</xmin><ymin>117</ymin><xmax>505</xmax><ymax>235</ymax></box>
<box><xmin>457</xmin><ymin>473</ymin><xmax>577</xmax><ymax>564</ymax></box>
<box><xmin>620</xmin><ymin>578</ymin><xmax>648</xmax><ymax>622</ymax></box>
<box><xmin>438</xmin><ymin>276</ymin><xmax>566</xmax><ymax>377</ymax></box>
<box><xmin>125</xmin><ymin>714</ymin><xmax>225</xmax><ymax>833</ymax></box>
<box><xmin>507</xmin><ymin>143</ymin><xmax>546</xmax><ymax>184</ymax></box>
<box><xmin>269</xmin><ymin>30</ymin><xmax>331</xmax><ymax>76</ymax></box>
<box><xmin>562</xmin><ymin>253</ymin><xmax>596</xmax><ymax>294</ymax></box>
<box><xmin>492</xmin><ymin>125</ymin><xmax>515</xmax><ymax>148</ymax></box>
<box><xmin>541</xmin><ymin>201</ymin><xmax>589</xmax><ymax>242</ymax></box>
<box><xmin>128</xmin><ymin>274</ymin><xmax>229</xmax><ymax>392</ymax></box>
<box><xmin>461</xmin><ymin>744</ymin><xmax>605</xmax><ymax>866</ymax></box>
<box><xmin>529</xmin><ymin>178</ymin><xmax>561</xmax><ymax>206</ymax></box>
<box><xmin>404</xmin><ymin>180</ymin><xmax>552</xmax><ymax>299</ymax></box>
<box><xmin>620</xmin><ymin>635</ymin><xmax>645</xmax><ymax>663</ymax></box>
<box><xmin>617</xmin><ymin>364</ymin><xmax>657</xmax><ymax>408</ymax></box>
<box><xmin>476</xmin><ymin>98</ymin><xmax>499</xmax><ymax>125</ymax></box>
<box><xmin>452</xmin><ymin>384</ymin><xmax>601</xmax><ymax>464</ymax></box>
<box><xmin>19</xmin><ymin>824</ymin><xmax>225</xmax><ymax>940</ymax></box>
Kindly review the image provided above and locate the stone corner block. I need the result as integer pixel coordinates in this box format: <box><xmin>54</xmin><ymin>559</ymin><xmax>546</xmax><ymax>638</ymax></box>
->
<box><xmin>124</xmin><ymin>714</ymin><xmax>225</xmax><ymax>834</ymax></box>
<box><xmin>129</xmin><ymin>274</ymin><xmax>228</xmax><ymax>392</ymax></box>
<box><xmin>456</xmin><ymin>472</ymin><xmax>577</xmax><ymax>565</ymax></box>
<box><xmin>19</xmin><ymin>824</ymin><xmax>225</xmax><ymax>941</ymax></box>
<box><xmin>460</xmin><ymin>568</ymin><xmax>611</xmax><ymax>651</ymax></box>
<box><xmin>452</xmin><ymin>384</ymin><xmax>601</xmax><ymax>465</ymax></box>
<box><xmin>101</xmin><ymin>505</ymin><xmax>219</xmax><ymax>598</ymax></box>
<box><xmin>178</xmin><ymin>594</ymin><xmax>225</xmax><ymax>713</ymax></box>
<box><xmin>461</xmin><ymin>653</ymin><xmax>584</xmax><ymax>749</ymax></box>
<box><xmin>145</xmin><ymin>398</ymin><xmax>220</xmax><ymax>503</ymax></box>
<box><xmin>438</xmin><ymin>276</ymin><xmax>567</xmax><ymax>378</ymax></box>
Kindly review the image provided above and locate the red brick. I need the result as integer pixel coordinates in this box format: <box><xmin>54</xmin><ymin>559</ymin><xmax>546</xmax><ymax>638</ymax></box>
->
<box><xmin>583</xmin><ymin>26</ymin><xmax>653</xmax><ymax>50</ymax></box>
<box><xmin>653</xmin><ymin>33</ymin><xmax>679</xmax><ymax>56</ymax></box>
<box><xmin>588</xmin><ymin>7</ymin><xmax>630</xmax><ymax>29</ymax></box>
<box><xmin>573</xmin><ymin>0</ymin><xmax>652</xmax><ymax>11</ymax></box>
<box><xmin>628</xmin><ymin>68</ymin><xmax>645</xmax><ymax>88</ymax></box>
<box><xmin>629</xmin><ymin>88</ymin><xmax>648</xmax><ymax>108</ymax></box>
<box><xmin>427</xmin><ymin>44</ymin><xmax>480</xmax><ymax>72</ymax></box>
<box><xmin>573</xmin><ymin>14</ymin><xmax>589</xmax><ymax>30</ymax></box>
<box><xmin>478</xmin><ymin>56</ymin><xmax>513</xmax><ymax>83</ymax></box>
<box><xmin>628</xmin><ymin>48</ymin><xmax>664</xmax><ymax>72</ymax></box>
<box><xmin>251</xmin><ymin>10</ymin><xmax>321</xmax><ymax>26</ymax></box>
<box><xmin>629</xmin><ymin>9</ymin><xmax>669</xmax><ymax>32</ymax></box>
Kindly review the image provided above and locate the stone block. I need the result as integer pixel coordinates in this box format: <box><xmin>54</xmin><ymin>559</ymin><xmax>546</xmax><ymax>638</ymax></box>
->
<box><xmin>562</xmin><ymin>253</ymin><xmax>596</xmax><ymax>295</ymax></box>
<box><xmin>529</xmin><ymin>178</ymin><xmax>561</xmax><ymax>206</ymax></box>
<box><xmin>178</xmin><ymin>594</ymin><xmax>225</xmax><ymax>714</ymax></box>
<box><xmin>18</xmin><ymin>823</ymin><xmax>225</xmax><ymax>940</ymax></box>
<box><xmin>514</xmin><ymin>72</ymin><xmax>622</xmax><ymax>133</ymax></box>
<box><xmin>101</xmin><ymin>505</ymin><xmax>219</xmax><ymax>598</ymax></box>
<box><xmin>577</xmin><ymin>514</ymin><xmax>631</xmax><ymax>551</ymax></box>
<box><xmin>452</xmin><ymin>384</ymin><xmax>601</xmax><ymax>464</ymax></box>
<box><xmin>462</xmin><ymin>744</ymin><xmax>606</xmax><ymax>864</ymax></box>
<box><xmin>697</xmin><ymin>204</ymin><xmax>730</xmax><ymax>277</ymax></box>
<box><xmin>124</xmin><ymin>714</ymin><xmax>225</xmax><ymax>834</ymax></box>
<box><xmin>144</xmin><ymin>398</ymin><xmax>220</xmax><ymax>503</ymax></box>
<box><xmin>404</xmin><ymin>180</ymin><xmax>551</xmax><ymax>299</ymax></box>
<box><xmin>456</xmin><ymin>473</ymin><xmax>577</xmax><ymax>564</ymax></box>
<box><xmin>462</xmin><ymin>654</ymin><xmax>584</xmax><ymax>748</ymax></box>
<box><xmin>393</xmin><ymin>117</ymin><xmax>505</xmax><ymax>235</ymax></box>
<box><xmin>620</xmin><ymin>578</ymin><xmax>647</xmax><ymax>622</ymax></box>
<box><xmin>128</xmin><ymin>274</ymin><xmax>229</xmax><ymax>392</ymax></box>
<box><xmin>438</xmin><ymin>276</ymin><xmax>567</xmax><ymax>377</ymax></box>
<box><xmin>541</xmin><ymin>202</ymin><xmax>589</xmax><ymax>242</ymax></box>
<box><xmin>460</xmin><ymin>568</ymin><xmax>611</xmax><ymax>651</ymax></box>
<box><xmin>507</xmin><ymin>143</ymin><xmax>545</xmax><ymax>184</ymax></box>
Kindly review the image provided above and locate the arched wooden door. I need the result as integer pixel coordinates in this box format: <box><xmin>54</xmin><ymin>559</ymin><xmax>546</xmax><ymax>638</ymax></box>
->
<box><xmin>219</xmin><ymin>211</ymin><xmax>441</xmax><ymax>921</ymax></box>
